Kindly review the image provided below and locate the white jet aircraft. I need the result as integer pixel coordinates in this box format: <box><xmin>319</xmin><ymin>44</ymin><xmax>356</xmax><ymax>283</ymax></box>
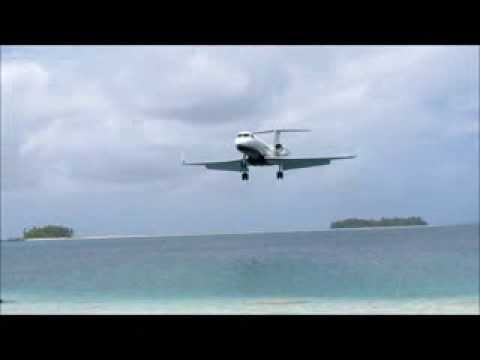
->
<box><xmin>182</xmin><ymin>129</ymin><xmax>356</xmax><ymax>180</ymax></box>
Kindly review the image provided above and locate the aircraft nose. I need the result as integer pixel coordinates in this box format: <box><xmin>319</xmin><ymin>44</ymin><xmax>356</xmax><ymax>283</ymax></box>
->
<box><xmin>235</xmin><ymin>138</ymin><xmax>253</xmax><ymax>149</ymax></box>
<box><xmin>235</xmin><ymin>137</ymin><xmax>247</xmax><ymax>146</ymax></box>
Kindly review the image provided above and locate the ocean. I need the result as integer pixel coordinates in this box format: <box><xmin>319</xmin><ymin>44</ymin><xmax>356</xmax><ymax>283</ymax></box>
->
<box><xmin>1</xmin><ymin>224</ymin><xmax>478</xmax><ymax>314</ymax></box>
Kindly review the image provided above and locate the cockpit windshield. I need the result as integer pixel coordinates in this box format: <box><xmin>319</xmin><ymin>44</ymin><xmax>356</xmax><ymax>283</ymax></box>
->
<box><xmin>237</xmin><ymin>133</ymin><xmax>252</xmax><ymax>138</ymax></box>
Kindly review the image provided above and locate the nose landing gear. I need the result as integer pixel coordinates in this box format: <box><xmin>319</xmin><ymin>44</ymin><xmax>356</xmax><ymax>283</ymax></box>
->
<box><xmin>241</xmin><ymin>172</ymin><xmax>249</xmax><ymax>181</ymax></box>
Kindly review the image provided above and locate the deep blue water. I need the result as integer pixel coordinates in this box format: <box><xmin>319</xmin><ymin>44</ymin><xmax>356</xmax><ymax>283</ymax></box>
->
<box><xmin>1</xmin><ymin>224</ymin><xmax>478</xmax><ymax>305</ymax></box>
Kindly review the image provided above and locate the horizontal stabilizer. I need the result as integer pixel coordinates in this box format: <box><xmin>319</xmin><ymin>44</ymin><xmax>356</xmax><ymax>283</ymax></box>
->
<box><xmin>253</xmin><ymin>129</ymin><xmax>311</xmax><ymax>134</ymax></box>
<box><xmin>253</xmin><ymin>129</ymin><xmax>311</xmax><ymax>148</ymax></box>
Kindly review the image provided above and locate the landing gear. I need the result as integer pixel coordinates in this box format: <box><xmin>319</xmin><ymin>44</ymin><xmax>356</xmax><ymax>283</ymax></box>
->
<box><xmin>241</xmin><ymin>155</ymin><xmax>249</xmax><ymax>181</ymax></box>
<box><xmin>276</xmin><ymin>164</ymin><xmax>284</xmax><ymax>180</ymax></box>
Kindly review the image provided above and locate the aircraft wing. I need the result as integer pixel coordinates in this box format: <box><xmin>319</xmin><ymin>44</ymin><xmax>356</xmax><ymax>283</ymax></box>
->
<box><xmin>265</xmin><ymin>155</ymin><xmax>356</xmax><ymax>170</ymax></box>
<box><xmin>182</xmin><ymin>159</ymin><xmax>245</xmax><ymax>172</ymax></box>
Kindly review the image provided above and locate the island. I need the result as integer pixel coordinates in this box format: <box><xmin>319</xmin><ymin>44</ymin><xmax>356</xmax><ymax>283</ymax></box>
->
<box><xmin>23</xmin><ymin>225</ymin><xmax>74</xmax><ymax>239</ymax></box>
<box><xmin>330</xmin><ymin>217</ymin><xmax>428</xmax><ymax>229</ymax></box>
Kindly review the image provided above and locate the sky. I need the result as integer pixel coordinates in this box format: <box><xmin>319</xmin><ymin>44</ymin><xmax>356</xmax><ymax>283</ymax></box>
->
<box><xmin>1</xmin><ymin>45</ymin><xmax>478</xmax><ymax>239</ymax></box>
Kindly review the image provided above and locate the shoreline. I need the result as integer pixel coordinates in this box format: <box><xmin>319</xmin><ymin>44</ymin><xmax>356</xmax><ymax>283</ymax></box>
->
<box><xmin>3</xmin><ymin>223</ymin><xmax>478</xmax><ymax>242</ymax></box>
<box><xmin>1</xmin><ymin>295</ymin><xmax>478</xmax><ymax>315</ymax></box>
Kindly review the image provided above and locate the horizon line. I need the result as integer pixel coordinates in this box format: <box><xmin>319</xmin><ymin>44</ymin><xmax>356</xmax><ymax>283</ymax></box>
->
<box><xmin>3</xmin><ymin>222</ymin><xmax>478</xmax><ymax>241</ymax></box>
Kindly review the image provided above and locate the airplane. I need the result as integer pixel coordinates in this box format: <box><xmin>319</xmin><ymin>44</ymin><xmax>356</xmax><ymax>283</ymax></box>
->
<box><xmin>182</xmin><ymin>129</ymin><xmax>356</xmax><ymax>180</ymax></box>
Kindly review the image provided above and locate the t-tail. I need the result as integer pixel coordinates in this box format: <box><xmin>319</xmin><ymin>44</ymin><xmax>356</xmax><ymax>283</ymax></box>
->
<box><xmin>253</xmin><ymin>129</ymin><xmax>311</xmax><ymax>156</ymax></box>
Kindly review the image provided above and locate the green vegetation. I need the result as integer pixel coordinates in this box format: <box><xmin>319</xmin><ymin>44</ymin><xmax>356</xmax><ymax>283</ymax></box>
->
<box><xmin>331</xmin><ymin>217</ymin><xmax>428</xmax><ymax>229</ymax></box>
<box><xmin>23</xmin><ymin>225</ymin><xmax>74</xmax><ymax>239</ymax></box>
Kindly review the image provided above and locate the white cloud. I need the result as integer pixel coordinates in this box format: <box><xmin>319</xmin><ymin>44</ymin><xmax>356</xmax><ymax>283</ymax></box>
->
<box><xmin>1</xmin><ymin>46</ymin><xmax>478</xmax><ymax>237</ymax></box>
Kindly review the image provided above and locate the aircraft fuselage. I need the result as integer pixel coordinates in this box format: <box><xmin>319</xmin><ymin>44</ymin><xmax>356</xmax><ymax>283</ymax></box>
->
<box><xmin>182</xmin><ymin>129</ymin><xmax>355</xmax><ymax>181</ymax></box>
<box><xmin>235</xmin><ymin>131</ymin><xmax>288</xmax><ymax>165</ymax></box>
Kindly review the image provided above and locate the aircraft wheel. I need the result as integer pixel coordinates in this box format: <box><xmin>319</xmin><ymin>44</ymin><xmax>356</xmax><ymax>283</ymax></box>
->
<box><xmin>242</xmin><ymin>173</ymin><xmax>249</xmax><ymax>181</ymax></box>
<box><xmin>276</xmin><ymin>171</ymin><xmax>284</xmax><ymax>180</ymax></box>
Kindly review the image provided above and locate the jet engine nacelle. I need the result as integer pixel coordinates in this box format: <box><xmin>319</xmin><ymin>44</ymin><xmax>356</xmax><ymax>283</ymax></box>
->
<box><xmin>275</xmin><ymin>144</ymin><xmax>290</xmax><ymax>156</ymax></box>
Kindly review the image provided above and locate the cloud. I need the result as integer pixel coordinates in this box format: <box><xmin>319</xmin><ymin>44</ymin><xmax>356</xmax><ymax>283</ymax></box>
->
<box><xmin>1</xmin><ymin>47</ymin><xmax>293</xmax><ymax>191</ymax></box>
<box><xmin>1</xmin><ymin>46</ymin><xmax>478</xmax><ymax>237</ymax></box>
<box><xmin>2</xmin><ymin>46</ymin><xmax>478</xmax><ymax>190</ymax></box>
<box><xmin>150</xmin><ymin>66</ymin><xmax>289</xmax><ymax>125</ymax></box>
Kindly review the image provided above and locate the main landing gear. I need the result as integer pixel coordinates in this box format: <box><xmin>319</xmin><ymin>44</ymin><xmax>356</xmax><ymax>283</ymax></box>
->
<box><xmin>241</xmin><ymin>155</ymin><xmax>249</xmax><ymax>181</ymax></box>
<box><xmin>276</xmin><ymin>164</ymin><xmax>284</xmax><ymax>180</ymax></box>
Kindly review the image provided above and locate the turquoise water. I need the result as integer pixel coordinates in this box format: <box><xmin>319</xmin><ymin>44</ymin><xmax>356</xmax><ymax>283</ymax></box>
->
<box><xmin>1</xmin><ymin>224</ymin><xmax>478</xmax><ymax>314</ymax></box>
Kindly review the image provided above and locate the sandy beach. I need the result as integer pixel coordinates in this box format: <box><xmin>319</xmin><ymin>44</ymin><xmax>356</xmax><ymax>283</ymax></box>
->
<box><xmin>1</xmin><ymin>296</ymin><xmax>478</xmax><ymax>315</ymax></box>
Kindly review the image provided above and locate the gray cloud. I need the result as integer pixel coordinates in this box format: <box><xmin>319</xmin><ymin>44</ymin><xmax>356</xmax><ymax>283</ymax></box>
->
<box><xmin>1</xmin><ymin>46</ymin><xmax>478</xmax><ymax>238</ymax></box>
<box><xmin>146</xmin><ymin>70</ymin><xmax>290</xmax><ymax>124</ymax></box>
